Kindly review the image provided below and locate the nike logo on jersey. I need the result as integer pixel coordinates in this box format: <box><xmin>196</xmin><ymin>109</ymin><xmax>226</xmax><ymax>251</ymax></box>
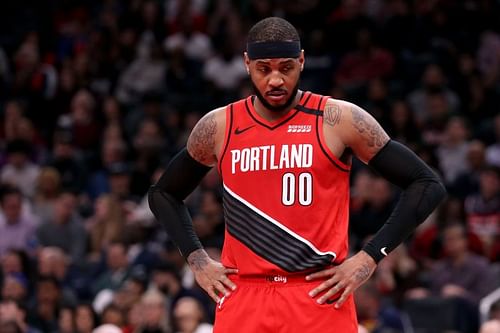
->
<box><xmin>380</xmin><ymin>247</ymin><xmax>389</xmax><ymax>256</ymax></box>
<box><xmin>234</xmin><ymin>125</ymin><xmax>255</xmax><ymax>135</ymax></box>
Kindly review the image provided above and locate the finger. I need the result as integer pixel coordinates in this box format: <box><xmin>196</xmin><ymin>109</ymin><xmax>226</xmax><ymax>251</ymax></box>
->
<box><xmin>225</xmin><ymin>268</ymin><xmax>239</xmax><ymax>275</ymax></box>
<box><xmin>305</xmin><ymin>268</ymin><xmax>336</xmax><ymax>281</ymax></box>
<box><xmin>317</xmin><ymin>281</ymin><xmax>346</xmax><ymax>304</ymax></box>
<box><xmin>206</xmin><ymin>287</ymin><xmax>220</xmax><ymax>303</ymax></box>
<box><xmin>335</xmin><ymin>285</ymin><xmax>354</xmax><ymax>308</ymax></box>
<box><xmin>308</xmin><ymin>276</ymin><xmax>339</xmax><ymax>297</ymax></box>
<box><xmin>213</xmin><ymin>280</ymin><xmax>230</xmax><ymax>297</ymax></box>
<box><xmin>220</xmin><ymin>275</ymin><xmax>237</xmax><ymax>291</ymax></box>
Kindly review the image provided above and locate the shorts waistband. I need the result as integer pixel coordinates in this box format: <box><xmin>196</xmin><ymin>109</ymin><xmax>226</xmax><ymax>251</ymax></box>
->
<box><xmin>231</xmin><ymin>274</ymin><xmax>317</xmax><ymax>285</ymax></box>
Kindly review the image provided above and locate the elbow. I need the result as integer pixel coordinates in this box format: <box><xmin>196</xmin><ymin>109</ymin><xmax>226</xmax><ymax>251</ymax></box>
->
<box><xmin>434</xmin><ymin>179</ymin><xmax>448</xmax><ymax>203</ymax></box>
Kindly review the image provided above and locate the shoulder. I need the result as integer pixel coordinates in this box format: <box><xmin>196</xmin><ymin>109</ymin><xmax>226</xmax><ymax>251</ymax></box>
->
<box><xmin>323</xmin><ymin>98</ymin><xmax>390</xmax><ymax>163</ymax></box>
<box><xmin>187</xmin><ymin>107</ymin><xmax>227</xmax><ymax>167</ymax></box>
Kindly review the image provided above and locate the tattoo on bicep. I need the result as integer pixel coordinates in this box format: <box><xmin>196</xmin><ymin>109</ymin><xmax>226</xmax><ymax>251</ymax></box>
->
<box><xmin>324</xmin><ymin>104</ymin><xmax>342</xmax><ymax>127</ymax></box>
<box><xmin>187</xmin><ymin>112</ymin><xmax>217</xmax><ymax>164</ymax></box>
<box><xmin>351</xmin><ymin>106</ymin><xmax>388</xmax><ymax>148</ymax></box>
<box><xmin>188</xmin><ymin>249</ymin><xmax>209</xmax><ymax>271</ymax></box>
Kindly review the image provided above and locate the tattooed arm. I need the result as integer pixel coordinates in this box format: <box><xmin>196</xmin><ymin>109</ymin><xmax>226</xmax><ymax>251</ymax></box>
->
<box><xmin>187</xmin><ymin>107</ymin><xmax>227</xmax><ymax>166</ymax></box>
<box><xmin>309</xmin><ymin>99</ymin><xmax>445</xmax><ymax>308</ymax></box>
<box><xmin>323</xmin><ymin>99</ymin><xmax>390</xmax><ymax>163</ymax></box>
<box><xmin>149</xmin><ymin>107</ymin><xmax>238</xmax><ymax>303</ymax></box>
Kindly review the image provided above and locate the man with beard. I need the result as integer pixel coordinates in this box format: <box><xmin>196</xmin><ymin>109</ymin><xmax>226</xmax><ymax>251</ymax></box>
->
<box><xmin>149</xmin><ymin>17</ymin><xmax>446</xmax><ymax>332</ymax></box>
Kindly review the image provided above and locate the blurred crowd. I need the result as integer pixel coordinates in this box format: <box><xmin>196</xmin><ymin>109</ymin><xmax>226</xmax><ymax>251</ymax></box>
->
<box><xmin>0</xmin><ymin>0</ymin><xmax>499</xmax><ymax>332</ymax></box>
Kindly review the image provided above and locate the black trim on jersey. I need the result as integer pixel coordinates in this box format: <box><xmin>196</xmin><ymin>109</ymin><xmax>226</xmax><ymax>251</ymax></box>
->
<box><xmin>218</xmin><ymin>104</ymin><xmax>234</xmax><ymax>176</ymax></box>
<box><xmin>223</xmin><ymin>188</ymin><xmax>335</xmax><ymax>272</ymax></box>
<box><xmin>295</xmin><ymin>104</ymin><xmax>322</xmax><ymax>116</ymax></box>
<box><xmin>315</xmin><ymin>114</ymin><xmax>350</xmax><ymax>173</ymax></box>
<box><xmin>245</xmin><ymin>97</ymin><xmax>300</xmax><ymax>130</ymax></box>
<box><xmin>244</xmin><ymin>91</ymin><xmax>312</xmax><ymax>131</ymax></box>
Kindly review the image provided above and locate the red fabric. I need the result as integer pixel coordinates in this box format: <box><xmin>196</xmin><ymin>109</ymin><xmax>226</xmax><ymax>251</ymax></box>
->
<box><xmin>218</xmin><ymin>92</ymin><xmax>351</xmax><ymax>276</ymax></box>
<box><xmin>214</xmin><ymin>275</ymin><xmax>358</xmax><ymax>333</ymax></box>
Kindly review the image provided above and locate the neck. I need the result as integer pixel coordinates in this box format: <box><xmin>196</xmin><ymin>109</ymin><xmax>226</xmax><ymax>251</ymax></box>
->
<box><xmin>253</xmin><ymin>90</ymin><xmax>302</xmax><ymax>122</ymax></box>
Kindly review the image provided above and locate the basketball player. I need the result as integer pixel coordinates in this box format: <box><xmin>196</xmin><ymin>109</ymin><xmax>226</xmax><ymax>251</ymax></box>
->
<box><xmin>149</xmin><ymin>17</ymin><xmax>446</xmax><ymax>332</ymax></box>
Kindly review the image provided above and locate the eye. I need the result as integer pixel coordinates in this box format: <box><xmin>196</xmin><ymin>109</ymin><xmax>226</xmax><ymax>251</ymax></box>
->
<box><xmin>281</xmin><ymin>66</ymin><xmax>293</xmax><ymax>73</ymax></box>
<box><xmin>258</xmin><ymin>67</ymin><xmax>270</xmax><ymax>74</ymax></box>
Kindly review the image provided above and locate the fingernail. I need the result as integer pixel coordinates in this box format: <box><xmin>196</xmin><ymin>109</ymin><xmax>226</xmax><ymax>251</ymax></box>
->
<box><xmin>232</xmin><ymin>285</ymin><xmax>236</xmax><ymax>290</ymax></box>
<box><xmin>335</xmin><ymin>303</ymin><xmax>340</xmax><ymax>309</ymax></box>
<box><xmin>308</xmin><ymin>291</ymin><xmax>314</xmax><ymax>297</ymax></box>
<box><xmin>317</xmin><ymin>298</ymin><xmax>323</xmax><ymax>304</ymax></box>
<box><xmin>226</xmin><ymin>292</ymin><xmax>231</xmax><ymax>297</ymax></box>
<box><xmin>305</xmin><ymin>276</ymin><xmax>311</xmax><ymax>281</ymax></box>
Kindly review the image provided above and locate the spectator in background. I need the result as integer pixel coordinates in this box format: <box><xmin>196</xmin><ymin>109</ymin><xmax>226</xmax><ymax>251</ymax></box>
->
<box><xmin>436</xmin><ymin>116</ymin><xmax>470</xmax><ymax>185</ymax></box>
<box><xmin>1</xmin><ymin>249</ymin><xmax>31</xmax><ymax>279</ymax></box>
<box><xmin>91</xmin><ymin>242</ymin><xmax>131</xmax><ymax>296</ymax></box>
<box><xmin>87</xmin><ymin>140</ymin><xmax>128</xmax><ymax>201</ymax></box>
<box><xmin>1</xmin><ymin>140</ymin><xmax>40</xmax><ymax>198</ymax></box>
<box><xmin>27</xmin><ymin>276</ymin><xmax>67</xmax><ymax>333</ymax></box>
<box><xmin>354</xmin><ymin>280</ymin><xmax>405</xmax><ymax>333</ymax></box>
<box><xmin>75</xmin><ymin>303</ymin><xmax>97</xmax><ymax>333</ymax></box>
<box><xmin>86</xmin><ymin>194</ymin><xmax>126</xmax><ymax>261</ymax></box>
<box><xmin>37</xmin><ymin>247</ymin><xmax>78</xmax><ymax>305</ymax></box>
<box><xmin>35</xmin><ymin>191</ymin><xmax>87</xmax><ymax>262</ymax></box>
<box><xmin>57</xmin><ymin>305</ymin><xmax>76</xmax><ymax>333</ymax></box>
<box><xmin>1</xmin><ymin>273</ymin><xmax>29</xmax><ymax>303</ymax></box>
<box><xmin>0</xmin><ymin>187</ymin><xmax>38</xmax><ymax>256</ymax></box>
<box><xmin>100</xmin><ymin>304</ymin><xmax>125</xmax><ymax>329</ymax></box>
<box><xmin>115</xmin><ymin>42</ymin><xmax>167</xmax><ymax>106</ymax></box>
<box><xmin>136</xmin><ymin>289</ymin><xmax>171</xmax><ymax>333</ymax></box>
<box><xmin>384</xmin><ymin>100</ymin><xmax>421</xmax><ymax>147</ymax></box>
<box><xmin>32</xmin><ymin>167</ymin><xmax>62</xmax><ymax>224</ymax></box>
<box><xmin>47</xmin><ymin>131</ymin><xmax>87</xmax><ymax>194</ymax></box>
<box><xmin>408</xmin><ymin>64</ymin><xmax>460</xmax><ymax>125</ymax></box>
<box><xmin>480</xmin><ymin>320</ymin><xmax>500</xmax><ymax>333</ymax></box>
<box><xmin>0</xmin><ymin>300</ymin><xmax>41</xmax><ymax>333</ymax></box>
<box><xmin>450</xmin><ymin>140</ymin><xmax>487</xmax><ymax>199</ymax></box>
<box><xmin>423</xmin><ymin>223</ymin><xmax>496</xmax><ymax>303</ymax></box>
<box><xmin>464</xmin><ymin>166</ymin><xmax>500</xmax><ymax>261</ymax></box>
<box><xmin>163</xmin><ymin>16</ymin><xmax>212</xmax><ymax>62</ymax></box>
<box><xmin>173</xmin><ymin>296</ymin><xmax>212</xmax><ymax>333</ymax></box>
<box><xmin>486</xmin><ymin>114</ymin><xmax>500</xmax><ymax>168</ymax></box>
<box><xmin>203</xmin><ymin>39</ymin><xmax>247</xmax><ymax>104</ymax></box>
<box><xmin>64</xmin><ymin>89</ymin><xmax>102</xmax><ymax>154</ymax></box>
<box><xmin>335</xmin><ymin>28</ymin><xmax>394</xmax><ymax>91</ymax></box>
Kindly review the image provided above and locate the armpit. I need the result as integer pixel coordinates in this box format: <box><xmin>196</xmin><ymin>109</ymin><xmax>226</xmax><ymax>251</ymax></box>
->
<box><xmin>187</xmin><ymin>112</ymin><xmax>217</xmax><ymax>166</ymax></box>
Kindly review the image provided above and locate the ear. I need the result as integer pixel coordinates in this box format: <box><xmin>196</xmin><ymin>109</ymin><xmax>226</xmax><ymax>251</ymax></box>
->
<box><xmin>244</xmin><ymin>52</ymin><xmax>250</xmax><ymax>74</ymax></box>
<box><xmin>299</xmin><ymin>50</ymin><xmax>305</xmax><ymax>71</ymax></box>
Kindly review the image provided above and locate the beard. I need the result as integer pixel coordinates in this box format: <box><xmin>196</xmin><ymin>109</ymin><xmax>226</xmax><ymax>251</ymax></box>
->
<box><xmin>252</xmin><ymin>80</ymin><xmax>300</xmax><ymax>113</ymax></box>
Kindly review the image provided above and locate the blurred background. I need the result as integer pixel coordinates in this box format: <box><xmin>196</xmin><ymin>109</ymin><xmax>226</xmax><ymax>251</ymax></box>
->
<box><xmin>0</xmin><ymin>0</ymin><xmax>499</xmax><ymax>332</ymax></box>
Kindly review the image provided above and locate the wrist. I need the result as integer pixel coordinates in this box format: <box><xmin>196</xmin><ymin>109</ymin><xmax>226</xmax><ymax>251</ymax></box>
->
<box><xmin>359</xmin><ymin>249</ymin><xmax>378</xmax><ymax>267</ymax></box>
<box><xmin>187</xmin><ymin>248</ymin><xmax>209</xmax><ymax>271</ymax></box>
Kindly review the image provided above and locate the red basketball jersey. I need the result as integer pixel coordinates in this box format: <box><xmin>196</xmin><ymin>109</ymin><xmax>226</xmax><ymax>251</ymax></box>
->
<box><xmin>218</xmin><ymin>92</ymin><xmax>351</xmax><ymax>275</ymax></box>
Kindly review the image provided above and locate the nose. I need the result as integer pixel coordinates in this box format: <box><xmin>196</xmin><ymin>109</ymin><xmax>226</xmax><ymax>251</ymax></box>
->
<box><xmin>268</xmin><ymin>71</ymin><xmax>284</xmax><ymax>88</ymax></box>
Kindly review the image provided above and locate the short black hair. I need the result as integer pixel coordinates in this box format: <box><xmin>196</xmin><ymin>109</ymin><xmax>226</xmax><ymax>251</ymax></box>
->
<box><xmin>247</xmin><ymin>17</ymin><xmax>300</xmax><ymax>44</ymax></box>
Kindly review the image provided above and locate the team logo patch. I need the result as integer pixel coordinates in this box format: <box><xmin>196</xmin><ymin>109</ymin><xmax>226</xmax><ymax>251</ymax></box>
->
<box><xmin>287</xmin><ymin>125</ymin><xmax>312</xmax><ymax>133</ymax></box>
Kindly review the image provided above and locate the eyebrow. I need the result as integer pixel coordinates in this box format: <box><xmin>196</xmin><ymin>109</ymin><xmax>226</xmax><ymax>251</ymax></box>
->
<box><xmin>255</xmin><ymin>59</ymin><xmax>296</xmax><ymax>65</ymax></box>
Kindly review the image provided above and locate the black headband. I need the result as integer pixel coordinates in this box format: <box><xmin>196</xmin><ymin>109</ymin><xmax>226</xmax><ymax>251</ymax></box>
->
<box><xmin>247</xmin><ymin>41</ymin><xmax>301</xmax><ymax>60</ymax></box>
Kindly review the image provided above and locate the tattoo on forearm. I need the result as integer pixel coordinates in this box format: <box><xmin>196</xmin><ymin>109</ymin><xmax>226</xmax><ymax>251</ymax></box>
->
<box><xmin>187</xmin><ymin>112</ymin><xmax>217</xmax><ymax>165</ymax></box>
<box><xmin>354</xmin><ymin>263</ymin><xmax>371</xmax><ymax>283</ymax></box>
<box><xmin>324</xmin><ymin>104</ymin><xmax>342</xmax><ymax>127</ymax></box>
<box><xmin>351</xmin><ymin>106</ymin><xmax>388</xmax><ymax>148</ymax></box>
<box><xmin>187</xmin><ymin>249</ymin><xmax>209</xmax><ymax>271</ymax></box>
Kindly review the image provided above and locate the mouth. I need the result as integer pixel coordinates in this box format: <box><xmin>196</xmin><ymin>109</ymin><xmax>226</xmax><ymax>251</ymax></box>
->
<box><xmin>266</xmin><ymin>90</ymin><xmax>287</xmax><ymax>102</ymax></box>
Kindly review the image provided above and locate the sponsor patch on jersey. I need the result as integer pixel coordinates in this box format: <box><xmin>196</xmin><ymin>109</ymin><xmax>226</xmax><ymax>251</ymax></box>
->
<box><xmin>287</xmin><ymin>124</ymin><xmax>312</xmax><ymax>133</ymax></box>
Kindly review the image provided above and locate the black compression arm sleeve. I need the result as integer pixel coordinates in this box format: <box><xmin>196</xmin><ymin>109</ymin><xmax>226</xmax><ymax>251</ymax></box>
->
<box><xmin>148</xmin><ymin>148</ymin><xmax>212</xmax><ymax>258</ymax></box>
<box><xmin>362</xmin><ymin>140</ymin><xmax>447</xmax><ymax>263</ymax></box>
